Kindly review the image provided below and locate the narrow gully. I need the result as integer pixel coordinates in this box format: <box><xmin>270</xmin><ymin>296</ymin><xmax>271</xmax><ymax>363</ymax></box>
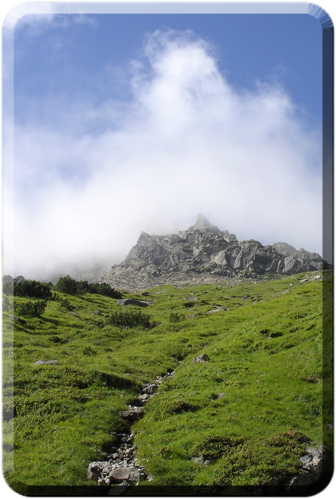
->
<box><xmin>87</xmin><ymin>370</ymin><xmax>175</xmax><ymax>493</ymax></box>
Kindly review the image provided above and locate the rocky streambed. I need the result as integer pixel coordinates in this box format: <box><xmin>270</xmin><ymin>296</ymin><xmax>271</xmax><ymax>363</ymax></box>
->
<box><xmin>87</xmin><ymin>370</ymin><xmax>175</xmax><ymax>493</ymax></box>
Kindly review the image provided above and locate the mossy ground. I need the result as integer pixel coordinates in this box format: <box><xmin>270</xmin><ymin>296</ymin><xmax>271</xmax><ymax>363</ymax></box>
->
<box><xmin>2</xmin><ymin>271</ymin><xmax>333</xmax><ymax>493</ymax></box>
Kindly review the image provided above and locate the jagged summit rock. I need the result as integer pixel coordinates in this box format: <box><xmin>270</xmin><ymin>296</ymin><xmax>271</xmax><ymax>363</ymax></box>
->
<box><xmin>99</xmin><ymin>216</ymin><xmax>329</xmax><ymax>292</ymax></box>
<box><xmin>193</xmin><ymin>214</ymin><xmax>221</xmax><ymax>233</ymax></box>
<box><xmin>178</xmin><ymin>214</ymin><xmax>237</xmax><ymax>242</ymax></box>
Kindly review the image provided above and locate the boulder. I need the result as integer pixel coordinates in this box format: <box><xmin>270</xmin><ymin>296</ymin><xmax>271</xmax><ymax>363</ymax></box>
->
<box><xmin>91</xmin><ymin>310</ymin><xmax>101</xmax><ymax>315</ymax></box>
<box><xmin>192</xmin><ymin>353</ymin><xmax>210</xmax><ymax>363</ymax></box>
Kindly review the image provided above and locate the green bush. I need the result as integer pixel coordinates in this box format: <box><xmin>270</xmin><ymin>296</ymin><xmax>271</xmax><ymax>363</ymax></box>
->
<box><xmin>54</xmin><ymin>276</ymin><xmax>79</xmax><ymax>295</ymax></box>
<box><xmin>17</xmin><ymin>300</ymin><xmax>47</xmax><ymax>317</ymax></box>
<box><xmin>14</xmin><ymin>280</ymin><xmax>52</xmax><ymax>300</ymax></box>
<box><xmin>58</xmin><ymin>297</ymin><xmax>72</xmax><ymax>310</ymax></box>
<box><xmin>212</xmin><ymin>431</ymin><xmax>309</xmax><ymax>486</ymax></box>
<box><xmin>169</xmin><ymin>312</ymin><xmax>182</xmax><ymax>323</ymax></box>
<box><xmin>83</xmin><ymin>346</ymin><xmax>97</xmax><ymax>356</ymax></box>
<box><xmin>88</xmin><ymin>282</ymin><xmax>122</xmax><ymax>299</ymax></box>
<box><xmin>54</xmin><ymin>276</ymin><xmax>121</xmax><ymax>298</ymax></box>
<box><xmin>106</xmin><ymin>310</ymin><xmax>151</xmax><ymax>328</ymax></box>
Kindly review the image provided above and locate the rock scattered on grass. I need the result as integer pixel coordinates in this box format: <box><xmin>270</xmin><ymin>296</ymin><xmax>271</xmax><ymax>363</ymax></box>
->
<box><xmin>117</xmin><ymin>299</ymin><xmax>154</xmax><ymax>307</ymax></box>
<box><xmin>207</xmin><ymin>306</ymin><xmax>227</xmax><ymax>313</ymax></box>
<box><xmin>34</xmin><ymin>360</ymin><xmax>58</xmax><ymax>365</ymax></box>
<box><xmin>272</xmin><ymin>445</ymin><xmax>332</xmax><ymax>488</ymax></box>
<box><xmin>192</xmin><ymin>353</ymin><xmax>210</xmax><ymax>363</ymax></box>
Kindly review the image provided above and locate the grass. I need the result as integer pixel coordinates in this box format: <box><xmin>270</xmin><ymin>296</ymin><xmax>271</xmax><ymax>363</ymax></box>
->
<box><xmin>2</xmin><ymin>270</ymin><xmax>332</xmax><ymax>493</ymax></box>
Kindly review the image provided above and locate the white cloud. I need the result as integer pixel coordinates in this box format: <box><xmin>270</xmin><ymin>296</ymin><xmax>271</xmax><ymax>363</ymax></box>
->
<box><xmin>4</xmin><ymin>30</ymin><xmax>322</xmax><ymax>279</ymax></box>
<box><xmin>17</xmin><ymin>13</ymin><xmax>98</xmax><ymax>37</ymax></box>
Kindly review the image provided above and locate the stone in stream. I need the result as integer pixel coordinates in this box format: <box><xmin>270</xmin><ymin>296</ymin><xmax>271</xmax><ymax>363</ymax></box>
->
<box><xmin>109</xmin><ymin>467</ymin><xmax>140</xmax><ymax>483</ymax></box>
<box><xmin>87</xmin><ymin>462</ymin><xmax>107</xmax><ymax>480</ymax></box>
<box><xmin>139</xmin><ymin>394</ymin><xmax>150</xmax><ymax>402</ymax></box>
<box><xmin>142</xmin><ymin>383</ymin><xmax>158</xmax><ymax>395</ymax></box>
<box><xmin>121</xmin><ymin>407</ymin><xmax>144</xmax><ymax>422</ymax></box>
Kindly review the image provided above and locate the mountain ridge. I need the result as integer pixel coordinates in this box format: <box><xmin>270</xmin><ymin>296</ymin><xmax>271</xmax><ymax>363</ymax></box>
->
<box><xmin>99</xmin><ymin>215</ymin><xmax>328</xmax><ymax>292</ymax></box>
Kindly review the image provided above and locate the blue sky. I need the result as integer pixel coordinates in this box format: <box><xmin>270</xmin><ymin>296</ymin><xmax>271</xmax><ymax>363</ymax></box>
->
<box><xmin>3</xmin><ymin>4</ymin><xmax>327</xmax><ymax>278</ymax></box>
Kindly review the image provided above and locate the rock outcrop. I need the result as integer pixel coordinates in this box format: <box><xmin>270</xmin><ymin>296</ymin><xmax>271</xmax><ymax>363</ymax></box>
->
<box><xmin>100</xmin><ymin>215</ymin><xmax>329</xmax><ymax>292</ymax></box>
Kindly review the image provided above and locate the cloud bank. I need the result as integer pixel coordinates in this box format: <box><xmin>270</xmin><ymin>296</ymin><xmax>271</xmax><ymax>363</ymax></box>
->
<box><xmin>5</xmin><ymin>30</ymin><xmax>322</xmax><ymax>279</ymax></box>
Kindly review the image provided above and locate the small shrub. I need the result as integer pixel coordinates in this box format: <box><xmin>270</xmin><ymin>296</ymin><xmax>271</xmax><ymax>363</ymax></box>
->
<box><xmin>152</xmin><ymin>395</ymin><xmax>200</xmax><ymax>420</ymax></box>
<box><xmin>49</xmin><ymin>336</ymin><xmax>67</xmax><ymax>344</ymax></box>
<box><xmin>16</xmin><ymin>300</ymin><xmax>47</xmax><ymax>317</ymax></box>
<box><xmin>88</xmin><ymin>282</ymin><xmax>122</xmax><ymax>299</ymax></box>
<box><xmin>54</xmin><ymin>276</ymin><xmax>80</xmax><ymax>295</ymax></box>
<box><xmin>300</xmin><ymin>374</ymin><xmax>319</xmax><ymax>383</ymax></box>
<box><xmin>54</xmin><ymin>276</ymin><xmax>122</xmax><ymax>298</ymax></box>
<box><xmin>58</xmin><ymin>297</ymin><xmax>72</xmax><ymax>310</ymax></box>
<box><xmin>169</xmin><ymin>312</ymin><xmax>182</xmax><ymax>323</ymax></box>
<box><xmin>192</xmin><ymin>435</ymin><xmax>244</xmax><ymax>461</ymax></box>
<box><xmin>14</xmin><ymin>280</ymin><xmax>52</xmax><ymax>299</ymax></box>
<box><xmin>269</xmin><ymin>331</ymin><xmax>283</xmax><ymax>338</ymax></box>
<box><xmin>106</xmin><ymin>310</ymin><xmax>151</xmax><ymax>329</ymax></box>
<box><xmin>213</xmin><ymin>430</ymin><xmax>309</xmax><ymax>486</ymax></box>
<box><xmin>83</xmin><ymin>346</ymin><xmax>97</xmax><ymax>356</ymax></box>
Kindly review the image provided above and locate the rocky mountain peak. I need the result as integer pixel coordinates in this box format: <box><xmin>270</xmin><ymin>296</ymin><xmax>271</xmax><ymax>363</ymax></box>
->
<box><xmin>100</xmin><ymin>218</ymin><xmax>329</xmax><ymax>292</ymax></box>
<box><xmin>193</xmin><ymin>214</ymin><xmax>220</xmax><ymax>233</ymax></box>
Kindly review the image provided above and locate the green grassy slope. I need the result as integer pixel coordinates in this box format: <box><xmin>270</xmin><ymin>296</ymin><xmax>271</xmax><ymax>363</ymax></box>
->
<box><xmin>2</xmin><ymin>271</ymin><xmax>332</xmax><ymax>492</ymax></box>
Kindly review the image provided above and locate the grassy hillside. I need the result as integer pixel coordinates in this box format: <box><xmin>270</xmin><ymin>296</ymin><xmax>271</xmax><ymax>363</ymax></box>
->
<box><xmin>2</xmin><ymin>270</ymin><xmax>333</xmax><ymax>494</ymax></box>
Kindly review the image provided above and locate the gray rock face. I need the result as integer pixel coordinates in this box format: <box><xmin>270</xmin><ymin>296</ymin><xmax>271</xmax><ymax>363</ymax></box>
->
<box><xmin>100</xmin><ymin>216</ymin><xmax>330</xmax><ymax>292</ymax></box>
